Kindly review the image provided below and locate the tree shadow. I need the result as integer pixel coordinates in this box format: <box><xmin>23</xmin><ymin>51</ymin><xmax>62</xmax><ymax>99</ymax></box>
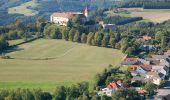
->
<box><xmin>5</xmin><ymin>45</ymin><xmax>24</xmax><ymax>54</ymax></box>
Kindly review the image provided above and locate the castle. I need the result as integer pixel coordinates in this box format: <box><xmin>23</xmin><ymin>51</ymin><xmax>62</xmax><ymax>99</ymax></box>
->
<box><xmin>50</xmin><ymin>7</ymin><xmax>88</xmax><ymax>26</ymax></box>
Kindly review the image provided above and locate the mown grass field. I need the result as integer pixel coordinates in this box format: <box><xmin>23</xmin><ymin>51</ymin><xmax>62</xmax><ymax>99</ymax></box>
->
<box><xmin>0</xmin><ymin>39</ymin><xmax>124</xmax><ymax>91</ymax></box>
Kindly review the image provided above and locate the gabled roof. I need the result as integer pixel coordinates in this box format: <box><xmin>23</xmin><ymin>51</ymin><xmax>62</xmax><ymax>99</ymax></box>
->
<box><xmin>130</xmin><ymin>64</ymin><xmax>152</xmax><ymax>72</ymax></box>
<box><xmin>51</xmin><ymin>12</ymin><xmax>84</xmax><ymax>19</ymax></box>
<box><xmin>121</xmin><ymin>58</ymin><xmax>140</xmax><ymax>65</ymax></box>
<box><xmin>107</xmin><ymin>80</ymin><xmax>123</xmax><ymax>90</ymax></box>
<box><xmin>142</xmin><ymin>35</ymin><xmax>152</xmax><ymax>41</ymax></box>
<box><xmin>107</xmin><ymin>82</ymin><xmax>118</xmax><ymax>89</ymax></box>
<box><xmin>131</xmin><ymin>76</ymin><xmax>146</xmax><ymax>82</ymax></box>
<box><xmin>147</xmin><ymin>71</ymin><xmax>162</xmax><ymax>79</ymax></box>
<box><xmin>139</xmin><ymin>64</ymin><xmax>152</xmax><ymax>71</ymax></box>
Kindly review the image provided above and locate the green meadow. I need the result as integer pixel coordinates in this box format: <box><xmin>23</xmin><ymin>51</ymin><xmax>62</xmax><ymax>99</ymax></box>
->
<box><xmin>0</xmin><ymin>39</ymin><xmax>124</xmax><ymax>91</ymax></box>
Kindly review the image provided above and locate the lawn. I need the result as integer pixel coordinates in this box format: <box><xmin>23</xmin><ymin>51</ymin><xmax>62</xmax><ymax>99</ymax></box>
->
<box><xmin>8</xmin><ymin>39</ymin><xmax>25</xmax><ymax>46</ymax></box>
<box><xmin>0</xmin><ymin>39</ymin><xmax>124</xmax><ymax>91</ymax></box>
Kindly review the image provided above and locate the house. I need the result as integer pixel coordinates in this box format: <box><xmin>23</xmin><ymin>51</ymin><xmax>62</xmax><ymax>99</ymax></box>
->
<box><xmin>152</xmin><ymin>65</ymin><xmax>169</xmax><ymax>76</ymax></box>
<box><xmin>129</xmin><ymin>64</ymin><xmax>152</xmax><ymax>74</ymax></box>
<box><xmin>146</xmin><ymin>72</ymin><xmax>164</xmax><ymax>85</ymax></box>
<box><xmin>100</xmin><ymin>80</ymin><xmax>123</xmax><ymax>96</ymax></box>
<box><xmin>51</xmin><ymin>7</ymin><xmax>88</xmax><ymax>26</ymax></box>
<box><xmin>136</xmin><ymin>35</ymin><xmax>152</xmax><ymax>43</ymax></box>
<box><xmin>99</xmin><ymin>21</ymin><xmax>117</xmax><ymax>31</ymax></box>
<box><xmin>139</xmin><ymin>45</ymin><xmax>157</xmax><ymax>52</ymax></box>
<box><xmin>142</xmin><ymin>35</ymin><xmax>152</xmax><ymax>41</ymax></box>
<box><xmin>131</xmin><ymin>76</ymin><xmax>147</xmax><ymax>83</ymax></box>
<box><xmin>121</xmin><ymin>58</ymin><xmax>140</xmax><ymax>65</ymax></box>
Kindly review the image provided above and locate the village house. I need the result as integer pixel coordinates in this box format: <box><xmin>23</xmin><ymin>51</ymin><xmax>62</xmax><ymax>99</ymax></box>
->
<box><xmin>121</xmin><ymin>57</ymin><xmax>141</xmax><ymax>65</ymax></box>
<box><xmin>136</xmin><ymin>35</ymin><xmax>152</xmax><ymax>43</ymax></box>
<box><xmin>98</xmin><ymin>80</ymin><xmax>123</xmax><ymax>96</ymax></box>
<box><xmin>99</xmin><ymin>21</ymin><xmax>117</xmax><ymax>31</ymax></box>
<box><xmin>129</xmin><ymin>64</ymin><xmax>152</xmax><ymax>74</ymax></box>
<box><xmin>139</xmin><ymin>45</ymin><xmax>157</xmax><ymax>52</ymax></box>
<box><xmin>146</xmin><ymin>71</ymin><xmax>164</xmax><ymax>85</ymax></box>
<box><xmin>122</xmin><ymin>50</ymin><xmax>170</xmax><ymax>85</ymax></box>
<box><xmin>50</xmin><ymin>7</ymin><xmax>89</xmax><ymax>26</ymax></box>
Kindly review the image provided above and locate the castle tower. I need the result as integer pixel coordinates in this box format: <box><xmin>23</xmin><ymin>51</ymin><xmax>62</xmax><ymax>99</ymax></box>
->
<box><xmin>84</xmin><ymin>7</ymin><xmax>88</xmax><ymax>18</ymax></box>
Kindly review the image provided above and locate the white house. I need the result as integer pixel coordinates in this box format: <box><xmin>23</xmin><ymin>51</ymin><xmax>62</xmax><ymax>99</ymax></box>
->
<box><xmin>99</xmin><ymin>80</ymin><xmax>123</xmax><ymax>96</ymax></box>
<box><xmin>50</xmin><ymin>7</ymin><xmax>88</xmax><ymax>26</ymax></box>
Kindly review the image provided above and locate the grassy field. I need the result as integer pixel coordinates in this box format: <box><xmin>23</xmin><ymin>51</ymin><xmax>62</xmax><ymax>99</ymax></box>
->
<box><xmin>8</xmin><ymin>1</ymin><xmax>38</xmax><ymax>16</ymax></box>
<box><xmin>131</xmin><ymin>10</ymin><xmax>170</xmax><ymax>23</ymax></box>
<box><xmin>0</xmin><ymin>39</ymin><xmax>124</xmax><ymax>91</ymax></box>
<box><xmin>107</xmin><ymin>8</ymin><xmax>170</xmax><ymax>23</ymax></box>
<box><xmin>8</xmin><ymin>39</ymin><xmax>25</xmax><ymax>46</ymax></box>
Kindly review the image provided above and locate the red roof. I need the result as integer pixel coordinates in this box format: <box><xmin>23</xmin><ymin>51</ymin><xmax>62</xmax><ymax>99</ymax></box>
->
<box><xmin>107</xmin><ymin>80</ymin><xmax>123</xmax><ymax>90</ymax></box>
<box><xmin>52</xmin><ymin>12</ymin><xmax>84</xmax><ymax>19</ymax></box>
<box><xmin>137</xmin><ymin>90</ymin><xmax>147</xmax><ymax>94</ymax></box>
<box><xmin>139</xmin><ymin>64</ymin><xmax>152</xmax><ymax>71</ymax></box>
<box><xmin>142</xmin><ymin>35</ymin><xmax>152</xmax><ymax>41</ymax></box>
<box><xmin>107</xmin><ymin>82</ymin><xmax>118</xmax><ymax>90</ymax></box>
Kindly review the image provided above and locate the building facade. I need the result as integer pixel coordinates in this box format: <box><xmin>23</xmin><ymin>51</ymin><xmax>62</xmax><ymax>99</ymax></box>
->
<box><xmin>50</xmin><ymin>7</ymin><xmax>88</xmax><ymax>26</ymax></box>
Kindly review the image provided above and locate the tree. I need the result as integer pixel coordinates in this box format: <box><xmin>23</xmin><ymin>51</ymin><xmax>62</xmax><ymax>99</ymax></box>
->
<box><xmin>95</xmin><ymin>32</ymin><xmax>103</xmax><ymax>46</ymax></box>
<box><xmin>76</xmin><ymin>82</ymin><xmax>89</xmax><ymax>95</ymax></box>
<box><xmin>61</xmin><ymin>27</ymin><xmax>69</xmax><ymax>41</ymax></box>
<box><xmin>144</xmin><ymin>82</ymin><xmax>157</xmax><ymax>96</ymax></box>
<box><xmin>115</xmin><ymin>33</ymin><xmax>121</xmax><ymax>42</ymax></box>
<box><xmin>69</xmin><ymin>28</ymin><xmax>76</xmax><ymax>41</ymax></box>
<box><xmin>0</xmin><ymin>35</ymin><xmax>8</xmax><ymax>53</ymax></box>
<box><xmin>125</xmin><ymin>47</ymin><xmax>136</xmax><ymax>56</ymax></box>
<box><xmin>21</xmin><ymin>89</ymin><xmax>34</xmax><ymax>100</ymax></box>
<box><xmin>73</xmin><ymin>30</ymin><xmax>80</xmax><ymax>42</ymax></box>
<box><xmin>161</xmin><ymin>36</ymin><xmax>167</xmax><ymax>49</ymax></box>
<box><xmin>36</xmin><ymin>16</ymin><xmax>45</xmax><ymax>33</ymax></box>
<box><xmin>94</xmin><ymin>32</ymin><xmax>99</xmax><ymax>45</ymax></box>
<box><xmin>121</xmin><ymin>38</ymin><xmax>129</xmax><ymax>53</ymax></box>
<box><xmin>33</xmin><ymin>89</ymin><xmax>52</xmax><ymax>100</ymax></box>
<box><xmin>112</xmin><ymin>88</ymin><xmax>140</xmax><ymax>100</ymax></box>
<box><xmin>55</xmin><ymin>28</ymin><xmax>62</xmax><ymax>39</ymax></box>
<box><xmin>81</xmin><ymin>33</ymin><xmax>87</xmax><ymax>43</ymax></box>
<box><xmin>155</xmin><ymin>31</ymin><xmax>163</xmax><ymax>42</ymax></box>
<box><xmin>67</xmin><ymin>85</ymin><xmax>80</xmax><ymax>99</ymax></box>
<box><xmin>14</xmin><ymin>19</ymin><xmax>25</xmax><ymax>31</ymax></box>
<box><xmin>109</xmin><ymin>37</ymin><xmax>116</xmax><ymax>48</ymax></box>
<box><xmin>101</xmin><ymin>33</ymin><xmax>109</xmax><ymax>47</ymax></box>
<box><xmin>87</xmin><ymin>32</ymin><xmax>94</xmax><ymax>45</ymax></box>
<box><xmin>123</xmin><ymin>70</ymin><xmax>132</xmax><ymax>86</ymax></box>
<box><xmin>54</xmin><ymin>86</ymin><xmax>67</xmax><ymax>100</ymax></box>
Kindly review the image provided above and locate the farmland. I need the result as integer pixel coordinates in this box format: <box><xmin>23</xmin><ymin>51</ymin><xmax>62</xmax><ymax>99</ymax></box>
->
<box><xmin>106</xmin><ymin>8</ymin><xmax>170</xmax><ymax>23</ymax></box>
<box><xmin>0</xmin><ymin>39</ymin><xmax>124</xmax><ymax>91</ymax></box>
<box><xmin>131</xmin><ymin>9</ymin><xmax>170</xmax><ymax>23</ymax></box>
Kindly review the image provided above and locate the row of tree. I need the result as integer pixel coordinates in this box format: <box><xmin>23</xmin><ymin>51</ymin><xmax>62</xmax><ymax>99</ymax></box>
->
<box><xmin>104</xmin><ymin>16</ymin><xmax>143</xmax><ymax>25</ymax></box>
<box><xmin>119</xmin><ymin>0</ymin><xmax>170</xmax><ymax>9</ymax></box>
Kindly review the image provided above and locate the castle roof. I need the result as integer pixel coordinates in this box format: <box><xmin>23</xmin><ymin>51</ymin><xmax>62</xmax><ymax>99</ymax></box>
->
<box><xmin>51</xmin><ymin>12</ymin><xmax>84</xmax><ymax>19</ymax></box>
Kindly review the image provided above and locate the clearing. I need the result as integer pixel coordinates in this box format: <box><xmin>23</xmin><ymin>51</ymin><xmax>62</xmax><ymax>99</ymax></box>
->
<box><xmin>0</xmin><ymin>39</ymin><xmax>124</xmax><ymax>91</ymax></box>
<box><xmin>8</xmin><ymin>1</ymin><xmax>38</xmax><ymax>16</ymax></box>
